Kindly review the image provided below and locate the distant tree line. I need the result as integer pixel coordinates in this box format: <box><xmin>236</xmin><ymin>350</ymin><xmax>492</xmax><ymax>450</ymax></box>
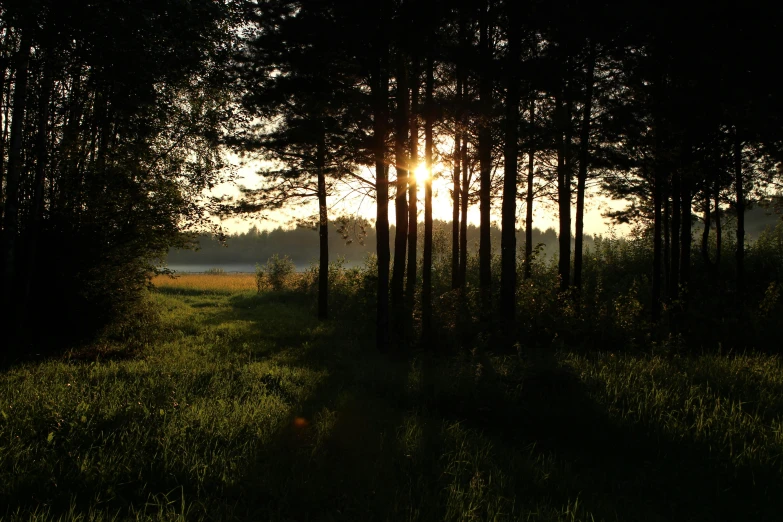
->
<box><xmin>166</xmin><ymin>220</ymin><xmax>574</xmax><ymax>268</ymax></box>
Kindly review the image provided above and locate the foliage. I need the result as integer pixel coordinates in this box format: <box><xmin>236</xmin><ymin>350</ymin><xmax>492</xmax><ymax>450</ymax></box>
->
<box><xmin>256</xmin><ymin>254</ymin><xmax>296</xmax><ymax>293</ymax></box>
<box><xmin>0</xmin><ymin>0</ymin><xmax>240</xmax><ymax>349</ymax></box>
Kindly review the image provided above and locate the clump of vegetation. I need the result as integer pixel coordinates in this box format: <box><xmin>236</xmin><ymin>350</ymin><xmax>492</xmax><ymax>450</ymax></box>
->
<box><xmin>204</xmin><ymin>267</ymin><xmax>226</xmax><ymax>275</ymax></box>
<box><xmin>255</xmin><ymin>254</ymin><xmax>296</xmax><ymax>293</ymax></box>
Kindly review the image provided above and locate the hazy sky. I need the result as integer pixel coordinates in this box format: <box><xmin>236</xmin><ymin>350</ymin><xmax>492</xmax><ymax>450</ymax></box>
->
<box><xmin>214</xmin><ymin>153</ymin><xmax>633</xmax><ymax>237</ymax></box>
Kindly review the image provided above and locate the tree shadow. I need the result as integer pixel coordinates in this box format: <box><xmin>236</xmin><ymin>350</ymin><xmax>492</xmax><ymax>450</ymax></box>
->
<box><xmin>415</xmin><ymin>350</ymin><xmax>783</xmax><ymax>522</ymax></box>
<box><xmin>6</xmin><ymin>289</ymin><xmax>782</xmax><ymax>521</ymax></box>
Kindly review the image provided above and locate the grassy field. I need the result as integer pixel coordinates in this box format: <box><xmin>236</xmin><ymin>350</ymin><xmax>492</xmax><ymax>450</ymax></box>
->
<box><xmin>151</xmin><ymin>273</ymin><xmax>257</xmax><ymax>293</ymax></box>
<box><xmin>2</xmin><ymin>274</ymin><xmax>782</xmax><ymax>521</ymax></box>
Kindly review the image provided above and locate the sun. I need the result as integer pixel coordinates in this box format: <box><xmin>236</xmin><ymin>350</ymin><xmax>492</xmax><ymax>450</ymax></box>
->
<box><xmin>413</xmin><ymin>164</ymin><xmax>430</xmax><ymax>183</ymax></box>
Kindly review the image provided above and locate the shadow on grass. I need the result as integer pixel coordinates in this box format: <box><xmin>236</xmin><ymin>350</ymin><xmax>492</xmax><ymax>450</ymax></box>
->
<box><xmin>174</xmin><ymin>294</ymin><xmax>783</xmax><ymax>520</ymax></box>
<box><xmin>217</xmin><ymin>335</ymin><xmax>783</xmax><ymax>521</ymax></box>
<box><xmin>5</xmin><ymin>289</ymin><xmax>782</xmax><ymax>521</ymax></box>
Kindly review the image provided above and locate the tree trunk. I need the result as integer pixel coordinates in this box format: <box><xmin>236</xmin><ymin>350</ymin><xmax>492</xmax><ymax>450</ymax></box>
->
<box><xmin>391</xmin><ymin>50</ymin><xmax>409</xmax><ymax>338</ymax></box>
<box><xmin>664</xmin><ymin>188</ymin><xmax>670</xmax><ymax>296</ymax></box>
<box><xmin>701</xmin><ymin>191</ymin><xmax>711</xmax><ymax>266</ymax></box>
<box><xmin>557</xmin><ymin>92</ymin><xmax>572</xmax><ymax>292</ymax></box>
<box><xmin>317</xmin><ymin>130</ymin><xmax>329</xmax><ymax>320</ymax></box>
<box><xmin>651</xmin><ymin>73</ymin><xmax>663</xmax><ymax>323</ymax></box>
<box><xmin>573</xmin><ymin>43</ymin><xmax>595</xmax><ymax>293</ymax></box>
<box><xmin>652</xmin><ymin>169</ymin><xmax>663</xmax><ymax>323</ymax></box>
<box><xmin>714</xmin><ymin>183</ymin><xmax>721</xmax><ymax>267</ymax></box>
<box><xmin>2</xmin><ymin>32</ymin><xmax>32</xmax><ymax>309</ymax></box>
<box><xmin>734</xmin><ymin>128</ymin><xmax>744</xmax><ymax>296</ymax></box>
<box><xmin>406</xmin><ymin>56</ymin><xmax>419</xmax><ymax>316</ymax></box>
<box><xmin>670</xmin><ymin>170</ymin><xmax>681</xmax><ymax>300</ymax></box>
<box><xmin>373</xmin><ymin>28</ymin><xmax>391</xmax><ymax>353</ymax></box>
<box><xmin>451</xmin><ymin>75</ymin><xmax>462</xmax><ymax>290</ymax></box>
<box><xmin>459</xmin><ymin>140</ymin><xmax>469</xmax><ymax>288</ymax></box>
<box><xmin>57</xmin><ymin>67</ymin><xmax>84</xmax><ymax>215</ymax></box>
<box><xmin>0</xmin><ymin>30</ymin><xmax>9</xmax><ymax>213</ymax></box>
<box><xmin>422</xmin><ymin>55</ymin><xmax>434</xmax><ymax>345</ymax></box>
<box><xmin>680</xmin><ymin>181</ymin><xmax>691</xmax><ymax>291</ymax></box>
<box><xmin>478</xmin><ymin>0</ymin><xmax>493</xmax><ymax>303</ymax></box>
<box><xmin>500</xmin><ymin>11</ymin><xmax>520</xmax><ymax>329</ymax></box>
<box><xmin>524</xmin><ymin>98</ymin><xmax>535</xmax><ymax>280</ymax></box>
<box><xmin>24</xmin><ymin>56</ymin><xmax>53</xmax><ymax>310</ymax></box>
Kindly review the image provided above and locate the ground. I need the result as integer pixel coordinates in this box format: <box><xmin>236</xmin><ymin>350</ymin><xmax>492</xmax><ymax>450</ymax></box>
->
<box><xmin>1</xmin><ymin>274</ymin><xmax>782</xmax><ymax>521</ymax></box>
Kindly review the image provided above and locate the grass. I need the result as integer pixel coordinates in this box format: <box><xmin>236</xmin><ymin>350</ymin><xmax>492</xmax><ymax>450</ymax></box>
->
<box><xmin>2</xmin><ymin>276</ymin><xmax>782</xmax><ymax>521</ymax></box>
<box><xmin>151</xmin><ymin>273</ymin><xmax>257</xmax><ymax>293</ymax></box>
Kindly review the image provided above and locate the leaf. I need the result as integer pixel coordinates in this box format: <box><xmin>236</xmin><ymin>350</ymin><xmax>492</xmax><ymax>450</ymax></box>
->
<box><xmin>47</xmin><ymin>432</ymin><xmax>55</xmax><ymax>443</ymax></box>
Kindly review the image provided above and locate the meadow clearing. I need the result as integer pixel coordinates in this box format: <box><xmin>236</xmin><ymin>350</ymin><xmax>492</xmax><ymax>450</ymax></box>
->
<box><xmin>1</xmin><ymin>272</ymin><xmax>782</xmax><ymax>521</ymax></box>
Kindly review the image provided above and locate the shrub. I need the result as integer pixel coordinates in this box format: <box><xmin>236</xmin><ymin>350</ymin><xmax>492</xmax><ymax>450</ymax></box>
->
<box><xmin>256</xmin><ymin>254</ymin><xmax>296</xmax><ymax>292</ymax></box>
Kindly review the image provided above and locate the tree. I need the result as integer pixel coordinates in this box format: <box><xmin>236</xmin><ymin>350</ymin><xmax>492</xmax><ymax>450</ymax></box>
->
<box><xmin>499</xmin><ymin>2</ymin><xmax>520</xmax><ymax>329</ymax></box>
<box><xmin>0</xmin><ymin>0</ymin><xmax>238</xmax><ymax>349</ymax></box>
<box><xmin>231</xmin><ymin>0</ymin><xmax>364</xmax><ymax>321</ymax></box>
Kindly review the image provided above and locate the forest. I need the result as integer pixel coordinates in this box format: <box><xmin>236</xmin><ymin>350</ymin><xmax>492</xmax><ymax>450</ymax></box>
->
<box><xmin>1</xmin><ymin>0</ymin><xmax>783</xmax><ymax>520</ymax></box>
<box><xmin>165</xmin><ymin>222</ymin><xmax>569</xmax><ymax>268</ymax></box>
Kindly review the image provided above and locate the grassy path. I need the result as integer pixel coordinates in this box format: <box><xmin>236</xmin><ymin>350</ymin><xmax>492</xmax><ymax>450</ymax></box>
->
<box><xmin>2</xmin><ymin>281</ymin><xmax>782</xmax><ymax>521</ymax></box>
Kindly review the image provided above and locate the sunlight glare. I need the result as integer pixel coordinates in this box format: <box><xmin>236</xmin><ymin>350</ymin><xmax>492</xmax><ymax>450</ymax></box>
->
<box><xmin>413</xmin><ymin>164</ymin><xmax>430</xmax><ymax>183</ymax></box>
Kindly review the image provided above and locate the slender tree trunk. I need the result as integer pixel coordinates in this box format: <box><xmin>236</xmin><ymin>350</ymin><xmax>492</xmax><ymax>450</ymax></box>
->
<box><xmin>1</xmin><ymin>37</ymin><xmax>12</xmax><ymax>179</ymax></box>
<box><xmin>524</xmin><ymin>98</ymin><xmax>535</xmax><ymax>280</ymax></box>
<box><xmin>478</xmin><ymin>0</ymin><xmax>493</xmax><ymax>302</ymax></box>
<box><xmin>2</xmin><ymin>32</ymin><xmax>32</xmax><ymax>309</ymax></box>
<box><xmin>714</xmin><ymin>183</ymin><xmax>721</xmax><ymax>267</ymax></box>
<box><xmin>459</xmin><ymin>140</ymin><xmax>469</xmax><ymax>287</ymax></box>
<box><xmin>451</xmin><ymin>75</ymin><xmax>462</xmax><ymax>290</ymax></box>
<box><xmin>422</xmin><ymin>55</ymin><xmax>434</xmax><ymax>344</ymax></box>
<box><xmin>651</xmin><ymin>72</ymin><xmax>663</xmax><ymax>323</ymax></box>
<box><xmin>391</xmin><ymin>50</ymin><xmax>409</xmax><ymax>338</ymax></box>
<box><xmin>58</xmin><ymin>68</ymin><xmax>84</xmax><ymax>215</ymax></box>
<box><xmin>0</xmin><ymin>32</ymin><xmax>9</xmax><ymax>213</ymax></box>
<box><xmin>652</xmin><ymin>168</ymin><xmax>663</xmax><ymax>323</ymax></box>
<box><xmin>500</xmin><ymin>11</ymin><xmax>520</xmax><ymax>329</ymax></box>
<box><xmin>373</xmin><ymin>28</ymin><xmax>391</xmax><ymax>353</ymax></box>
<box><xmin>557</xmin><ymin>92</ymin><xmax>572</xmax><ymax>292</ymax></box>
<box><xmin>317</xmin><ymin>130</ymin><xmax>329</xmax><ymax>320</ymax></box>
<box><xmin>573</xmin><ymin>44</ymin><xmax>595</xmax><ymax>293</ymax></box>
<box><xmin>734</xmin><ymin>128</ymin><xmax>744</xmax><ymax>296</ymax></box>
<box><xmin>670</xmin><ymin>170</ymin><xmax>681</xmax><ymax>300</ymax></box>
<box><xmin>701</xmin><ymin>191</ymin><xmax>711</xmax><ymax>266</ymax></box>
<box><xmin>406</xmin><ymin>56</ymin><xmax>419</xmax><ymax>315</ymax></box>
<box><xmin>664</xmin><ymin>188</ymin><xmax>670</xmax><ymax>295</ymax></box>
<box><xmin>680</xmin><ymin>181</ymin><xmax>691</xmax><ymax>291</ymax></box>
<box><xmin>24</xmin><ymin>56</ymin><xmax>53</xmax><ymax>310</ymax></box>
<box><xmin>457</xmin><ymin>13</ymin><xmax>470</xmax><ymax>290</ymax></box>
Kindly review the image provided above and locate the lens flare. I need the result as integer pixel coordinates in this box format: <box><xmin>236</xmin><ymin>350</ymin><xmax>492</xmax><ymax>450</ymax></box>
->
<box><xmin>413</xmin><ymin>164</ymin><xmax>430</xmax><ymax>183</ymax></box>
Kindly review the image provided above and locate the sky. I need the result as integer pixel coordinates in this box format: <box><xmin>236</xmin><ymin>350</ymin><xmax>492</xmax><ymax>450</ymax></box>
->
<box><xmin>212</xmin><ymin>153</ymin><xmax>633</xmax><ymax>238</ymax></box>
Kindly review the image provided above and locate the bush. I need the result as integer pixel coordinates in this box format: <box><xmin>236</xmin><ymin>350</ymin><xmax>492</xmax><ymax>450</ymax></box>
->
<box><xmin>256</xmin><ymin>254</ymin><xmax>296</xmax><ymax>292</ymax></box>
